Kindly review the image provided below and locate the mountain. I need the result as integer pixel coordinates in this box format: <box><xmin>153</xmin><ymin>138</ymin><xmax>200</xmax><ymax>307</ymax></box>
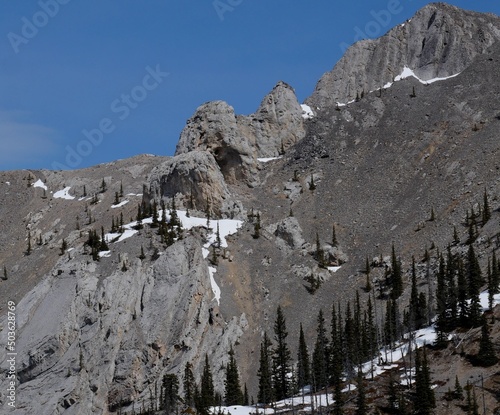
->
<box><xmin>1</xmin><ymin>3</ymin><xmax>500</xmax><ymax>414</ymax></box>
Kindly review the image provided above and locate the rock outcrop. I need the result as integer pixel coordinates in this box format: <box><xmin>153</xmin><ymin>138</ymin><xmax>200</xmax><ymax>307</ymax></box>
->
<box><xmin>149</xmin><ymin>150</ymin><xmax>236</xmax><ymax>216</ymax></box>
<box><xmin>0</xmin><ymin>235</ymin><xmax>246</xmax><ymax>415</ymax></box>
<box><xmin>306</xmin><ymin>3</ymin><xmax>500</xmax><ymax>108</ymax></box>
<box><xmin>174</xmin><ymin>81</ymin><xmax>305</xmax><ymax>187</ymax></box>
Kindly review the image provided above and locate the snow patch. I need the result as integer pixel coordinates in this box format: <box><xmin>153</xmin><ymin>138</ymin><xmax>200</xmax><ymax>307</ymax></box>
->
<box><xmin>257</xmin><ymin>157</ymin><xmax>282</xmax><ymax>163</ymax></box>
<box><xmin>327</xmin><ymin>266</ymin><xmax>342</xmax><ymax>273</ymax></box>
<box><xmin>301</xmin><ymin>104</ymin><xmax>314</xmax><ymax>119</ymax></box>
<box><xmin>208</xmin><ymin>266</ymin><xmax>221</xmax><ymax>305</ymax></box>
<box><xmin>53</xmin><ymin>187</ymin><xmax>75</xmax><ymax>200</ymax></box>
<box><xmin>99</xmin><ymin>250</ymin><xmax>111</xmax><ymax>258</ymax></box>
<box><xmin>394</xmin><ymin>66</ymin><xmax>461</xmax><ymax>85</ymax></box>
<box><xmin>33</xmin><ymin>179</ymin><xmax>47</xmax><ymax>190</ymax></box>
<box><xmin>111</xmin><ymin>200</ymin><xmax>129</xmax><ymax>208</ymax></box>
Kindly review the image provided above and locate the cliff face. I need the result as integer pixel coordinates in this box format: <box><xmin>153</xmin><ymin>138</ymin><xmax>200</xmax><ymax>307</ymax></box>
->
<box><xmin>306</xmin><ymin>3</ymin><xmax>500</xmax><ymax>108</ymax></box>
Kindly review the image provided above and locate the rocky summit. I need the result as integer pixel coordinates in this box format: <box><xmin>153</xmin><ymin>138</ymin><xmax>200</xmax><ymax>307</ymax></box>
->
<box><xmin>2</xmin><ymin>3</ymin><xmax>500</xmax><ymax>414</ymax></box>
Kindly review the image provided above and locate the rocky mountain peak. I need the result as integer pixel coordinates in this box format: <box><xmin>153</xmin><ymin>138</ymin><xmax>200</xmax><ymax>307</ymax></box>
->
<box><xmin>306</xmin><ymin>1</ymin><xmax>500</xmax><ymax>108</ymax></box>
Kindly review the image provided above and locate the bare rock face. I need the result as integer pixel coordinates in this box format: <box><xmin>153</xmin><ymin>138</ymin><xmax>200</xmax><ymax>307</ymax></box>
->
<box><xmin>307</xmin><ymin>3</ymin><xmax>500</xmax><ymax>108</ymax></box>
<box><xmin>238</xmin><ymin>81</ymin><xmax>306</xmax><ymax>157</ymax></box>
<box><xmin>0</xmin><ymin>236</ymin><xmax>246</xmax><ymax>414</ymax></box>
<box><xmin>175</xmin><ymin>82</ymin><xmax>305</xmax><ymax>186</ymax></box>
<box><xmin>274</xmin><ymin>217</ymin><xmax>306</xmax><ymax>250</ymax></box>
<box><xmin>149</xmin><ymin>150</ymin><xmax>238</xmax><ymax>216</ymax></box>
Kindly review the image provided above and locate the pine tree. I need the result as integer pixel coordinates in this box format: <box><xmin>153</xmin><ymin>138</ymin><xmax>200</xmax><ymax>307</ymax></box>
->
<box><xmin>355</xmin><ymin>369</ymin><xmax>367</xmax><ymax>415</ymax></box>
<box><xmin>257</xmin><ymin>333</ymin><xmax>273</xmax><ymax>404</ymax></box>
<box><xmin>476</xmin><ymin>316</ymin><xmax>498</xmax><ymax>366</ymax></box>
<box><xmin>2</xmin><ymin>266</ymin><xmax>7</xmax><ymax>281</ymax></box>
<box><xmin>100</xmin><ymin>178</ymin><xmax>107</xmax><ymax>193</ymax></box>
<box><xmin>297</xmin><ymin>323</ymin><xmax>311</xmax><ymax>390</ymax></box>
<box><xmin>309</xmin><ymin>174</ymin><xmax>316</xmax><ymax>191</ymax></box>
<box><xmin>414</xmin><ymin>347</ymin><xmax>435</xmax><ymax>415</ymax></box>
<box><xmin>183</xmin><ymin>362</ymin><xmax>196</xmax><ymax>408</ymax></box>
<box><xmin>390</xmin><ymin>244</ymin><xmax>403</xmax><ymax>299</ymax></box>
<box><xmin>60</xmin><ymin>239</ymin><xmax>68</xmax><ymax>256</ymax></box>
<box><xmin>453</xmin><ymin>226</ymin><xmax>460</xmax><ymax>244</ymax></box>
<box><xmin>273</xmin><ymin>306</ymin><xmax>291</xmax><ymax>400</ymax></box>
<box><xmin>114</xmin><ymin>191</ymin><xmax>120</xmax><ymax>205</ymax></box>
<box><xmin>330</xmin><ymin>304</ymin><xmax>344</xmax><ymax>415</ymax></box>
<box><xmin>430</xmin><ymin>207</ymin><xmax>435</xmax><ymax>221</ymax></box>
<box><xmin>453</xmin><ymin>375</ymin><xmax>464</xmax><ymax>400</ymax></box>
<box><xmin>224</xmin><ymin>345</ymin><xmax>244</xmax><ymax>405</ymax></box>
<box><xmin>139</xmin><ymin>246</ymin><xmax>146</xmax><ymax>260</ymax></box>
<box><xmin>119</xmin><ymin>181</ymin><xmax>124</xmax><ymax>198</ymax></box>
<box><xmin>332</xmin><ymin>224</ymin><xmax>338</xmax><ymax>247</ymax></box>
<box><xmin>487</xmin><ymin>259</ymin><xmax>495</xmax><ymax>310</ymax></box>
<box><xmin>482</xmin><ymin>189</ymin><xmax>491</xmax><ymax>225</ymax></box>
<box><xmin>162</xmin><ymin>373</ymin><xmax>179</xmax><ymax>413</ymax></box>
<box><xmin>243</xmin><ymin>384</ymin><xmax>249</xmax><ymax>406</ymax></box>
<box><xmin>315</xmin><ymin>232</ymin><xmax>326</xmax><ymax>268</ymax></box>
<box><xmin>216</xmin><ymin>221</ymin><xmax>221</xmax><ymax>249</ymax></box>
<box><xmin>26</xmin><ymin>230</ymin><xmax>32</xmax><ymax>255</ymax></box>
<box><xmin>467</xmin><ymin>245</ymin><xmax>483</xmax><ymax>327</ymax></box>
<box><xmin>200</xmin><ymin>355</ymin><xmax>214</xmax><ymax>414</ymax></box>
<box><xmin>312</xmin><ymin>309</ymin><xmax>329</xmax><ymax>390</ymax></box>
<box><xmin>100</xmin><ymin>227</ymin><xmax>109</xmax><ymax>251</ymax></box>
<box><xmin>253</xmin><ymin>213</ymin><xmax>261</xmax><ymax>239</ymax></box>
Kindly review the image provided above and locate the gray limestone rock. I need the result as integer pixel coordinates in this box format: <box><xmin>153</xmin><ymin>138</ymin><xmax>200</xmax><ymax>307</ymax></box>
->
<box><xmin>149</xmin><ymin>150</ymin><xmax>234</xmax><ymax>215</ymax></box>
<box><xmin>175</xmin><ymin>82</ymin><xmax>305</xmax><ymax>186</ymax></box>
<box><xmin>274</xmin><ymin>217</ymin><xmax>306</xmax><ymax>250</ymax></box>
<box><xmin>307</xmin><ymin>3</ymin><xmax>500</xmax><ymax>108</ymax></box>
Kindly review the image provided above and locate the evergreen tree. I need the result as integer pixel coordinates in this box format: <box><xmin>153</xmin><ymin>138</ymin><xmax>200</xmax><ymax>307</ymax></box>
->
<box><xmin>2</xmin><ymin>265</ymin><xmax>7</xmax><ymax>281</ymax></box>
<box><xmin>457</xmin><ymin>259</ymin><xmax>470</xmax><ymax>327</ymax></box>
<box><xmin>297</xmin><ymin>323</ymin><xmax>311</xmax><ymax>389</ymax></box>
<box><xmin>331</xmin><ymin>304</ymin><xmax>344</xmax><ymax>415</ymax></box>
<box><xmin>482</xmin><ymin>189</ymin><xmax>491</xmax><ymax>225</ymax></box>
<box><xmin>332</xmin><ymin>224</ymin><xmax>338</xmax><ymax>247</ymax></box>
<box><xmin>139</xmin><ymin>245</ymin><xmax>146</xmax><ymax>260</ymax></box>
<box><xmin>199</xmin><ymin>355</ymin><xmax>214</xmax><ymax>414</ymax></box>
<box><xmin>315</xmin><ymin>232</ymin><xmax>326</xmax><ymax>268</ymax></box>
<box><xmin>453</xmin><ymin>226</ymin><xmax>460</xmax><ymax>244</ymax></box>
<box><xmin>390</xmin><ymin>244</ymin><xmax>403</xmax><ymax>299</ymax></box>
<box><xmin>162</xmin><ymin>373</ymin><xmax>179</xmax><ymax>413</ymax></box>
<box><xmin>60</xmin><ymin>239</ymin><xmax>68</xmax><ymax>256</ymax></box>
<box><xmin>114</xmin><ymin>191</ymin><xmax>120</xmax><ymax>205</ymax></box>
<box><xmin>453</xmin><ymin>375</ymin><xmax>464</xmax><ymax>400</ymax></box>
<box><xmin>183</xmin><ymin>362</ymin><xmax>196</xmax><ymax>408</ymax></box>
<box><xmin>257</xmin><ymin>333</ymin><xmax>273</xmax><ymax>404</ymax></box>
<box><xmin>224</xmin><ymin>345</ymin><xmax>244</xmax><ymax>405</ymax></box>
<box><xmin>272</xmin><ymin>306</ymin><xmax>292</xmax><ymax>400</ymax></box>
<box><xmin>355</xmin><ymin>370</ymin><xmax>367</xmax><ymax>415</ymax></box>
<box><xmin>414</xmin><ymin>347</ymin><xmax>435</xmax><ymax>415</ymax></box>
<box><xmin>100</xmin><ymin>178</ymin><xmax>107</xmax><ymax>193</ymax></box>
<box><xmin>119</xmin><ymin>181</ymin><xmax>124</xmax><ymax>198</ymax></box>
<box><xmin>100</xmin><ymin>227</ymin><xmax>109</xmax><ymax>251</ymax></box>
<box><xmin>476</xmin><ymin>316</ymin><xmax>498</xmax><ymax>366</ymax></box>
<box><xmin>409</xmin><ymin>256</ymin><xmax>424</xmax><ymax>330</ymax></box>
<box><xmin>253</xmin><ymin>213</ymin><xmax>261</xmax><ymax>239</ymax></box>
<box><xmin>312</xmin><ymin>309</ymin><xmax>329</xmax><ymax>390</ymax></box>
<box><xmin>26</xmin><ymin>230</ymin><xmax>32</xmax><ymax>255</ymax></box>
<box><xmin>309</xmin><ymin>174</ymin><xmax>316</xmax><ymax>191</ymax></box>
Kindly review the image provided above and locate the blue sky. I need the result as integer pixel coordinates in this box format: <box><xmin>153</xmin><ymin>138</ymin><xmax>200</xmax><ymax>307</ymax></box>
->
<box><xmin>1</xmin><ymin>1</ymin><xmax>499</xmax><ymax>171</ymax></box>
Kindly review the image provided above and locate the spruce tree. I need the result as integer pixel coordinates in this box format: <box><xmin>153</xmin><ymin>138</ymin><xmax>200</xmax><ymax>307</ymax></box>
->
<box><xmin>476</xmin><ymin>316</ymin><xmax>498</xmax><ymax>366</ymax></box>
<box><xmin>200</xmin><ymin>355</ymin><xmax>214</xmax><ymax>414</ymax></box>
<box><xmin>312</xmin><ymin>309</ymin><xmax>329</xmax><ymax>390</ymax></box>
<box><xmin>257</xmin><ymin>333</ymin><xmax>273</xmax><ymax>404</ymax></box>
<box><xmin>331</xmin><ymin>304</ymin><xmax>344</xmax><ymax>415</ymax></box>
<box><xmin>2</xmin><ymin>265</ymin><xmax>7</xmax><ymax>281</ymax></box>
<box><xmin>414</xmin><ymin>347</ymin><xmax>435</xmax><ymax>415</ymax></box>
<box><xmin>183</xmin><ymin>362</ymin><xmax>196</xmax><ymax>408</ymax></box>
<box><xmin>224</xmin><ymin>345</ymin><xmax>244</xmax><ymax>405</ymax></box>
<box><xmin>309</xmin><ymin>174</ymin><xmax>316</xmax><ymax>191</ymax></box>
<box><xmin>453</xmin><ymin>375</ymin><xmax>464</xmax><ymax>400</ymax></box>
<box><xmin>355</xmin><ymin>369</ymin><xmax>367</xmax><ymax>415</ymax></box>
<box><xmin>390</xmin><ymin>244</ymin><xmax>403</xmax><ymax>299</ymax></box>
<box><xmin>60</xmin><ymin>239</ymin><xmax>68</xmax><ymax>256</ymax></box>
<box><xmin>272</xmin><ymin>306</ymin><xmax>291</xmax><ymax>400</ymax></box>
<box><xmin>297</xmin><ymin>323</ymin><xmax>311</xmax><ymax>390</ymax></box>
<box><xmin>162</xmin><ymin>373</ymin><xmax>179</xmax><ymax>413</ymax></box>
<box><xmin>457</xmin><ymin>260</ymin><xmax>470</xmax><ymax>327</ymax></box>
<box><xmin>26</xmin><ymin>230</ymin><xmax>32</xmax><ymax>255</ymax></box>
<box><xmin>332</xmin><ymin>224</ymin><xmax>338</xmax><ymax>247</ymax></box>
<box><xmin>482</xmin><ymin>189</ymin><xmax>491</xmax><ymax>225</ymax></box>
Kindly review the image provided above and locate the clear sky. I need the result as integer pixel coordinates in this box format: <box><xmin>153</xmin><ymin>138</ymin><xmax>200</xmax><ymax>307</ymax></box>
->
<box><xmin>1</xmin><ymin>1</ymin><xmax>499</xmax><ymax>171</ymax></box>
